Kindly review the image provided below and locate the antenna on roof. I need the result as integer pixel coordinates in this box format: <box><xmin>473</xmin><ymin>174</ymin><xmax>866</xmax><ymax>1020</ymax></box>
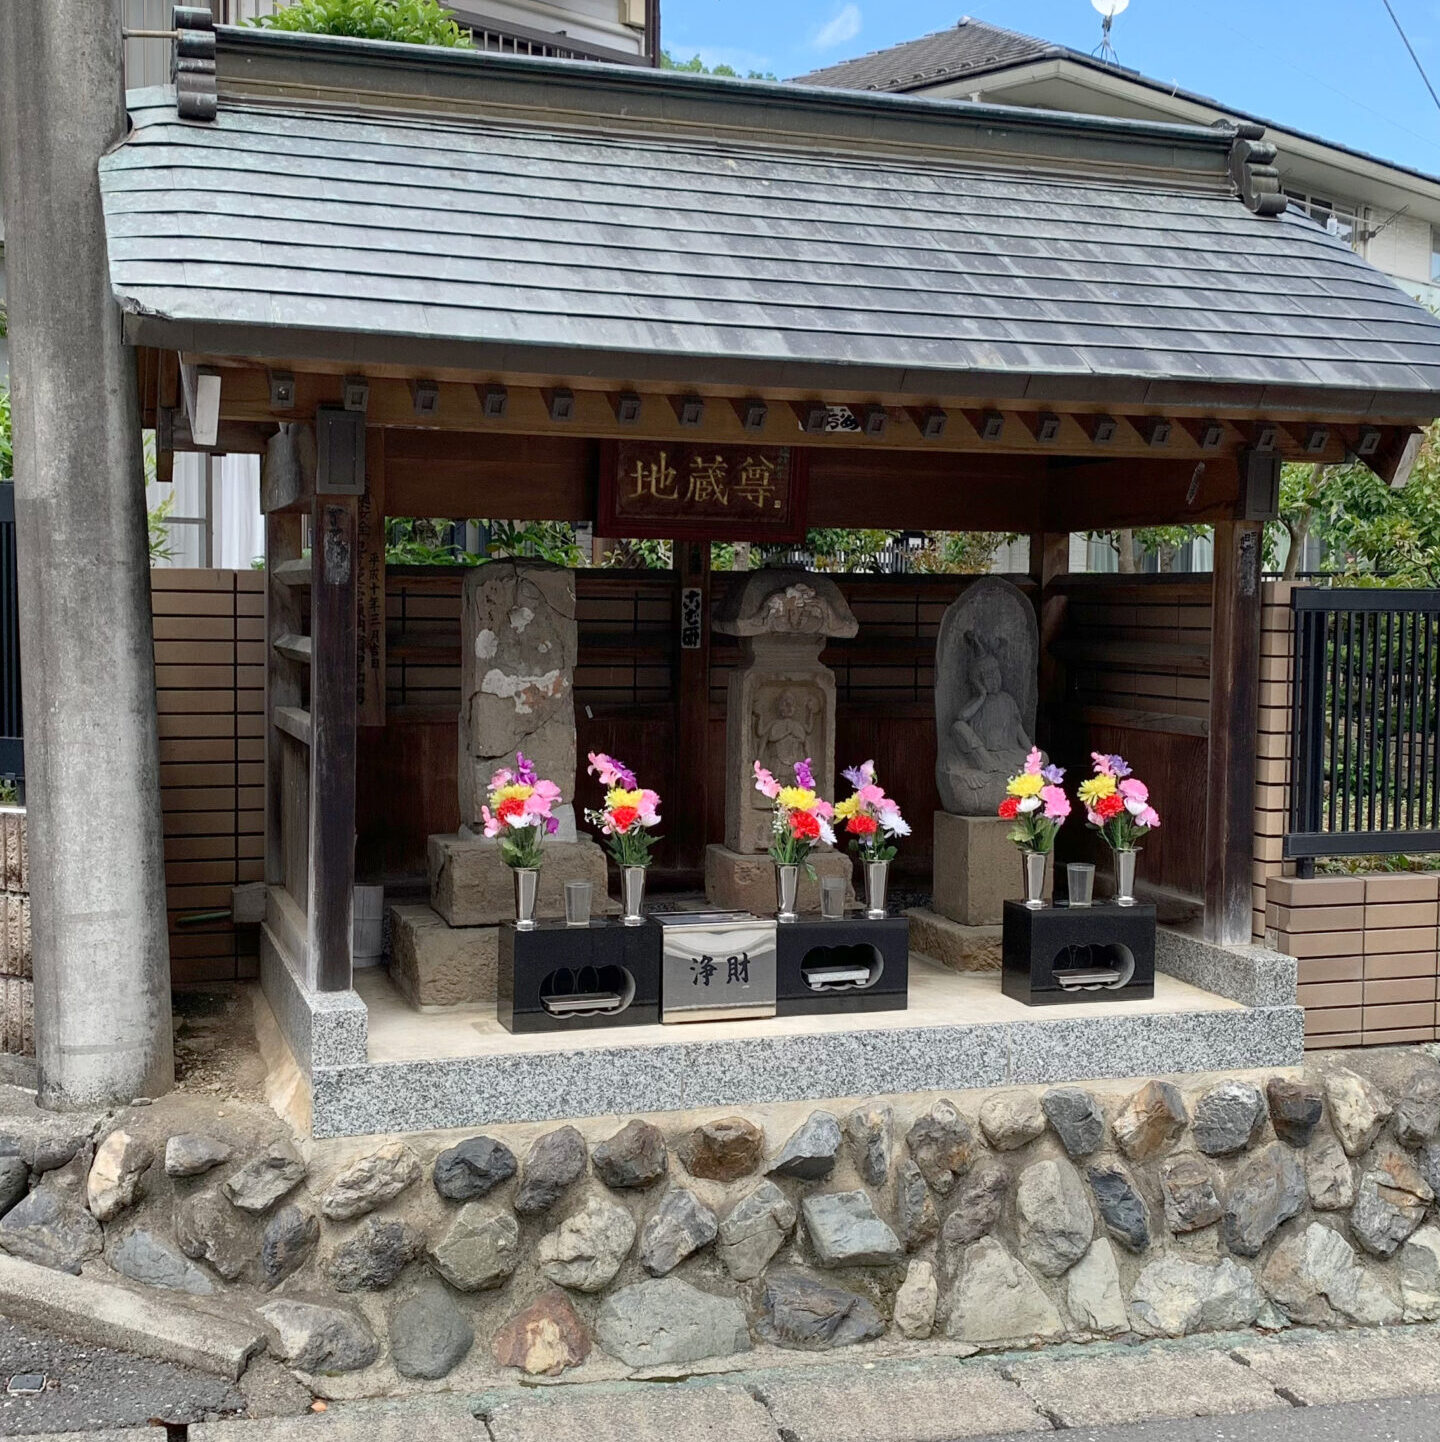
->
<box><xmin>1090</xmin><ymin>0</ymin><xmax>1128</xmax><ymax>65</ymax></box>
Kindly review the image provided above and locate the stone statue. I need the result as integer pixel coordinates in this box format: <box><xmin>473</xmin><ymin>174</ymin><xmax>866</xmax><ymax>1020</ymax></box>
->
<box><xmin>935</xmin><ymin>577</ymin><xmax>1039</xmax><ymax>816</ymax></box>
<box><xmin>756</xmin><ymin>688</ymin><xmax>821</xmax><ymax>776</ymax></box>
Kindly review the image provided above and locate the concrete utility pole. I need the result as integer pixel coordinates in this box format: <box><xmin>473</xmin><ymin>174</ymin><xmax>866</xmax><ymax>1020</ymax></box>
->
<box><xmin>0</xmin><ymin>2</ymin><xmax>174</xmax><ymax>1104</ymax></box>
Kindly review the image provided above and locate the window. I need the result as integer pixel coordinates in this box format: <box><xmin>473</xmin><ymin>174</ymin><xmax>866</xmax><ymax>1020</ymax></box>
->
<box><xmin>1284</xmin><ymin>189</ymin><xmax>1363</xmax><ymax>252</ymax></box>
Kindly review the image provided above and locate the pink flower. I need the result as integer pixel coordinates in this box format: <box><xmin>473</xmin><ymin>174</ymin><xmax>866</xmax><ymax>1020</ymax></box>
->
<box><xmin>481</xmin><ymin>805</ymin><xmax>501</xmax><ymax>839</ymax></box>
<box><xmin>1119</xmin><ymin>778</ymin><xmax>1148</xmax><ymax>802</ymax></box>
<box><xmin>753</xmin><ymin>761</ymin><xmax>781</xmax><ymax>799</ymax></box>
<box><xmin>1040</xmin><ymin>785</ymin><xmax>1070</xmax><ymax>821</ymax></box>
<box><xmin>488</xmin><ymin>766</ymin><xmax>514</xmax><ymax>790</ymax></box>
<box><xmin>857</xmin><ymin>783</ymin><xmax>886</xmax><ymax>806</ymax></box>
<box><xmin>637</xmin><ymin>789</ymin><xmax>662</xmax><ymax>826</ymax></box>
<box><xmin>814</xmin><ymin>798</ymin><xmax>835</xmax><ymax>820</ymax></box>
<box><xmin>1090</xmin><ymin>751</ymin><xmax>1115</xmax><ymax>777</ymax></box>
<box><xmin>1138</xmin><ymin>806</ymin><xmax>1161</xmax><ymax>829</ymax></box>
<box><xmin>1024</xmin><ymin>747</ymin><xmax>1044</xmax><ymax>775</ymax></box>
<box><xmin>587</xmin><ymin>751</ymin><xmax>636</xmax><ymax>789</ymax></box>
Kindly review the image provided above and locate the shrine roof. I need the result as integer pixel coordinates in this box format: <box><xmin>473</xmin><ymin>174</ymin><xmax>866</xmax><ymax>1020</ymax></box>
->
<box><xmin>100</xmin><ymin>27</ymin><xmax>1440</xmax><ymax>419</ymax></box>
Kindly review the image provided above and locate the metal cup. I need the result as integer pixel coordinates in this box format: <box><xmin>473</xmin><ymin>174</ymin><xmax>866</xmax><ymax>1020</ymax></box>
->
<box><xmin>820</xmin><ymin>876</ymin><xmax>845</xmax><ymax>920</ymax></box>
<box><xmin>564</xmin><ymin>880</ymin><xmax>592</xmax><ymax>928</ymax></box>
<box><xmin>1067</xmin><ymin>863</ymin><xmax>1096</xmax><ymax>908</ymax></box>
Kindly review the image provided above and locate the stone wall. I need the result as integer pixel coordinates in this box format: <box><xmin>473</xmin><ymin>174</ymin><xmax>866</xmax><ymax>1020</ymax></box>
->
<box><xmin>2</xmin><ymin>1055</ymin><xmax>1439</xmax><ymax>1394</ymax></box>
<box><xmin>0</xmin><ymin>809</ymin><xmax>31</xmax><ymax>1058</ymax></box>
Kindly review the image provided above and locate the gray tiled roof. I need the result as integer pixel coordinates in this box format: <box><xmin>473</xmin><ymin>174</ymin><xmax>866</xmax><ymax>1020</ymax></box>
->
<box><xmin>100</xmin><ymin>93</ymin><xmax>1440</xmax><ymax>411</ymax></box>
<box><xmin>793</xmin><ymin>18</ymin><xmax>1056</xmax><ymax>93</ymax></box>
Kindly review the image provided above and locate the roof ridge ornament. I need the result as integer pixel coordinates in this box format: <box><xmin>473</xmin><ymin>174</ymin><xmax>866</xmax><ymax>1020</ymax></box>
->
<box><xmin>173</xmin><ymin>5</ymin><xmax>218</xmax><ymax>123</ymax></box>
<box><xmin>1225</xmin><ymin>120</ymin><xmax>1287</xmax><ymax>217</ymax></box>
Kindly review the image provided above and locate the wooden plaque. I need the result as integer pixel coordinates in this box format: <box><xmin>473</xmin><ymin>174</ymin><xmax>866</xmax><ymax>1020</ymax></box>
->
<box><xmin>599</xmin><ymin>441</ymin><xmax>807</xmax><ymax>541</ymax></box>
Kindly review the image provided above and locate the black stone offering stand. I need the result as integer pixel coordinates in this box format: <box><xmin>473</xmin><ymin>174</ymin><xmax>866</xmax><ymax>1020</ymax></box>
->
<box><xmin>498</xmin><ymin>919</ymin><xmax>660</xmax><ymax>1034</ymax></box>
<box><xmin>775</xmin><ymin>915</ymin><xmax>909</xmax><ymax>1017</ymax></box>
<box><xmin>1001</xmin><ymin>899</ymin><xmax>1156</xmax><ymax>1006</ymax></box>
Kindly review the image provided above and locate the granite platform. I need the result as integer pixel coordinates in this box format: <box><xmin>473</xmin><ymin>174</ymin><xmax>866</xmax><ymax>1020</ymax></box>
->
<box><xmin>258</xmin><ymin>915</ymin><xmax>1303</xmax><ymax>1140</ymax></box>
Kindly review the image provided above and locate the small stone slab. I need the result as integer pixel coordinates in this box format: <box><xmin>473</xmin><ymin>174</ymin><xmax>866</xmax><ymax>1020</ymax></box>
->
<box><xmin>767</xmin><ymin>1111</ymin><xmax>842</xmax><ymax>1181</ymax></box>
<box><xmin>390</xmin><ymin>1282</ymin><xmax>474</xmax><ymax>1380</ymax></box>
<box><xmin>107</xmin><ymin>1228</ymin><xmax>215</xmax><ymax>1296</ymax></box>
<box><xmin>492</xmin><ymin>1289</ymin><xmax>591</xmax><ymax>1376</ymax></box>
<box><xmin>593</xmin><ymin>1120</ymin><xmax>668</xmax><ymax>1190</ymax></box>
<box><xmin>321</xmin><ymin>1142</ymin><xmax>421</xmax><ymax>1221</ymax></box>
<box><xmin>1233</xmin><ymin>1332</ymin><xmax>1440</xmax><ymax>1406</ymax></box>
<box><xmin>165</xmin><ymin>1134</ymin><xmax>232</xmax><ymax>1178</ymax></box>
<box><xmin>515</xmin><ymin>1126</ymin><xmax>587</xmax><ymax>1214</ymax></box>
<box><xmin>223</xmin><ymin>1142</ymin><xmax>306</xmax><ymax>1215</ymax></box>
<box><xmin>681</xmin><ymin>1117</ymin><xmax>764</xmax><ymax>1183</ymax></box>
<box><xmin>802</xmin><ymin>1190</ymin><xmax>903</xmax><ymax>1268</ymax></box>
<box><xmin>596</xmin><ymin>1276</ymin><xmax>750</xmax><ymax>1368</ymax></box>
<box><xmin>328</xmin><ymin>1216</ymin><xmax>425</xmax><ymax>1293</ymax></box>
<box><xmin>756</xmin><ymin>1362</ymin><xmax>1050</xmax><ymax>1442</ymax></box>
<box><xmin>389</xmin><ymin>901</ymin><xmax>498</xmax><ymax>1009</ymax></box>
<box><xmin>1004</xmin><ymin>1350</ymin><xmax>1284</xmax><ymax>1428</ymax></box>
<box><xmin>433</xmin><ymin>1135</ymin><xmax>517</xmax><ymax>1201</ymax></box>
<box><xmin>485</xmin><ymin>1383</ymin><xmax>777</xmax><ymax>1442</ymax></box>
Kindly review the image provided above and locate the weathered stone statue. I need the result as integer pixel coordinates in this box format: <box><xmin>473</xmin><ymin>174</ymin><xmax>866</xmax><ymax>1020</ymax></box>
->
<box><xmin>929</xmin><ymin>577</ymin><xmax>1046</xmax><ymax>926</ymax></box>
<box><xmin>704</xmin><ymin>568</ymin><xmax>858</xmax><ymax>913</ymax></box>
<box><xmin>935</xmin><ymin>578</ymin><xmax>1038</xmax><ymax>816</ymax></box>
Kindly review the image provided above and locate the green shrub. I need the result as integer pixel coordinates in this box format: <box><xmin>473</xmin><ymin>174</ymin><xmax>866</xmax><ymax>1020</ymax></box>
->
<box><xmin>253</xmin><ymin>0</ymin><xmax>472</xmax><ymax>47</ymax></box>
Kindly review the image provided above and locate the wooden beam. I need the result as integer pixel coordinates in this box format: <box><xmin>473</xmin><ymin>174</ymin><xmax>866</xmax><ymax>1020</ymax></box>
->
<box><xmin>1029</xmin><ymin>531</ymin><xmax>1069</xmax><ymax>747</ymax></box>
<box><xmin>271</xmin><ymin>558</ymin><xmax>312</xmax><ymax>588</ymax></box>
<box><xmin>273</xmin><ymin>633</ymin><xmax>312</xmax><ymax>665</ymax></box>
<box><xmin>274</xmin><ymin>705</ymin><xmax>313</xmax><ymax>747</ymax></box>
<box><xmin>674</xmin><ymin>540</ymin><xmax>712</xmax><ymax>872</ymax></box>
<box><xmin>356</xmin><ymin>430</ymin><xmax>388</xmax><ymax>728</ymax></box>
<box><xmin>307</xmin><ymin>486</ymin><xmax>360</xmax><ymax>993</ymax></box>
<box><xmin>265</xmin><ymin>512</ymin><xmax>303</xmax><ymax>893</ymax></box>
<box><xmin>261</xmin><ymin>424</ymin><xmax>316</xmax><ymax>514</ymax></box>
<box><xmin>1204</xmin><ymin>519</ymin><xmax>1263</xmax><ymax>945</ymax></box>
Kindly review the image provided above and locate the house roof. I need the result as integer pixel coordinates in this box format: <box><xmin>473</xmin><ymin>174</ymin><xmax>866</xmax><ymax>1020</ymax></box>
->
<box><xmin>99</xmin><ymin>27</ymin><xmax>1440</xmax><ymax>418</ymax></box>
<box><xmin>792</xmin><ymin>17</ymin><xmax>1440</xmax><ymax>193</ymax></box>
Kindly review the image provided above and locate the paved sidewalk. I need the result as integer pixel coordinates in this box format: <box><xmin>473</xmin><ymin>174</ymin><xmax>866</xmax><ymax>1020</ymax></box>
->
<box><xmin>12</xmin><ymin>1324</ymin><xmax>1440</xmax><ymax>1439</ymax></box>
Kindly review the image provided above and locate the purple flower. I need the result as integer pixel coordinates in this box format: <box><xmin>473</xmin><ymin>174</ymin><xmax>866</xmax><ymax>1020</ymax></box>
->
<box><xmin>795</xmin><ymin>758</ymin><xmax>815</xmax><ymax>790</ymax></box>
<box><xmin>1106</xmin><ymin>753</ymin><xmax>1132</xmax><ymax>779</ymax></box>
<box><xmin>1041</xmin><ymin>764</ymin><xmax>1065</xmax><ymax>785</ymax></box>
<box><xmin>515</xmin><ymin>752</ymin><xmax>537</xmax><ymax>786</ymax></box>
<box><xmin>842</xmin><ymin>759</ymin><xmax>876</xmax><ymax>790</ymax></box>
<box><xmin>544</xmin><ymin>815</ymin><xmax>559</xmax><ymax>835</ymax></box>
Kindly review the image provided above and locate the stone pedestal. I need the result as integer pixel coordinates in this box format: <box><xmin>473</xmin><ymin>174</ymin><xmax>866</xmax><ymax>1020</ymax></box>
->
<box><xmin>932</xmin><ymin>811</ymin><xmax>1050</xmax><ymax>926</ymax></box>
<box><xmin>904</xmin><ymin>908</ymin><xmax>1002</xmax><ymax>973</ymax></box>
<box><xmin>389</xmin><ymin>902</ymin><xmax>498</xmax><ymax>1010</ymax></box>
<box><xmin>428</xmin><ymin>833</ymin><xmax>615</xmax><ymax>928</ymax></box>
<box><xmin>704</xmin><ymin>845</ymin><xmax>855</xmax><ymax>918</ymax></box>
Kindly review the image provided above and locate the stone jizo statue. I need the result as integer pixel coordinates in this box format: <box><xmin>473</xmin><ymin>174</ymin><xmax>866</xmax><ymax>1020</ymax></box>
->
<box><xmin>935</xmin><ymin>577</ymin><xmax>1039</xmax><ymax>816</ymax></box>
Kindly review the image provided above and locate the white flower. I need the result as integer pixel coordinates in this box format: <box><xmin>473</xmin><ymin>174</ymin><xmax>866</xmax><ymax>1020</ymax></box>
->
<box><xmin>1018</xmin><ymin>795</ymin><xmax>1041</xmax><ymax>814</ymax></box>
<box><xmin>886</xmin><ymin>814</ymin><xmax>912</xmax><ymax>838</ymax></box>
<box><xmin>1125</xmin><ymin>797</ymin><xmax>1147</xmax><ymax>816</ymax></box>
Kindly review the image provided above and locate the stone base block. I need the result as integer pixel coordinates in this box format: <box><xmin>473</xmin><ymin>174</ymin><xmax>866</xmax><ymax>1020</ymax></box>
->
<box><xmin>704</xmin><ymin>845</ymin><xmax>855</xmax><ymax>917</ymax></box>
<box><xmin>428</xmin><ymin>833</ymin><xmax>616</xmax><ymax>928</ymax></box>
<box><xmin>933</xmin><ymin>811</ymin><xmax>1049</xmax><ymax>925</ymax></box>
<box><xmin>389</xmin><ymin>902</ymin><xmax>498</xmax><ymax>1010</ymax></box>
<box><xmin>905</xmin><ymin>907</ymin><xmax>1001</xmax><ymax>973</ymax></box>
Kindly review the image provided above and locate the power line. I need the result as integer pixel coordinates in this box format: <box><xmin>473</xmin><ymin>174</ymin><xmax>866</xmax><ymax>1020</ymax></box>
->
<box><xmin>1380</xmin><ymin>0</ymin><xmax>1440</xmax><ymax>116</ymax></box>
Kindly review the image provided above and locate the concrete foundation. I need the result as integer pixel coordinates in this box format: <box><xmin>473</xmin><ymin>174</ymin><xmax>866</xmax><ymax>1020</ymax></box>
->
<box><xmin>428</xmin><ymin>833</ymin><xmax>614</xmax><ymax>928</ymax></box>
<box><xmin>933</xmin><ymin>812</ymin><xmax>1049</xmax><ymax>925</ymax></box>
<box><xmin>704</xmin><ymin>845</ymin><xmax>856</xmax><ymax>917</ymax></box>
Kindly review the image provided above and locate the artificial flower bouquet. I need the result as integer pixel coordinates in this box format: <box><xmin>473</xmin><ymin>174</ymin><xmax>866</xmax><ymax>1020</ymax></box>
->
<box><xmin>753</xmin><ymin>758</ymin><xmax>836</xmax><ymax>867</ymax></box>
<box><xmin>585</xmin><ymin>751</ymin><xmax>662</xmax><ymax>868</ymax></box>
<box><xmin>835</xmin><ymin>759</ymin><xmax>910</xmax><ymax>862</ymax></box>
<box><xmin>1078</xmin><ymin>752</ymin><xmax>1160</xmax><ymax>850</ymax></box>
<box><xmin>997</xmin><ymin>747</ymin><xmax>1072</xmax><ymax>851</ymax></box>
<box><xmin>480</xmin><ymin>752</ymin><xmax>561</xmax><ymax>870</ymax></box>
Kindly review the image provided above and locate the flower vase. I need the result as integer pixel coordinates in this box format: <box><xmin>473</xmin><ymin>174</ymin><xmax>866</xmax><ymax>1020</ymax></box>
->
<box><xmin>513</xmin><ymin>867</ymin><xmax>539</xmax><ymax>931</ymax></box>
<box><xmin>1022</xmin><ymin>851</ymin><xmax>1048</xmax><ymax>910</ymax></box>
<box><xmin>620</xmin><ymin>865</ymin><xmax>647</xmax><ymax>926</ymax></box>
<box><xmin>775</xmin><ymin>863</ymin><xmax>799</xmax><ymax>924</ymax></box>
<box><xmin>864</xmin><ymin>859</ymin><xmax>890</xmax><ymax>920</ymax></box>
<box><xmin>1114</xmin><ymin>849</ymin><xmax>1137</xmax><ymax>907</ymax></box>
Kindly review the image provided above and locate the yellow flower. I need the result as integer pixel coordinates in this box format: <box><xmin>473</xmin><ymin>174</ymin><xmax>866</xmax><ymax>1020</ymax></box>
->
<box><xmin>1007</xmin><ymin>772</ymin><xmax>1043</xmax><ymax>799</ymax></box>
<box><xmin>1077</xmin><ymin>774</ymin><xmax>1116</xmax><ymax>807</ymax></box>
<box><xmin>778</xmin><ymin>786</ymin><xmax>817</xmax><ymax>811</ymax></box>
<box><xmin>834</xmin><ymin>795</ymin><xmax>861</xmax><ymax>820</ymax></box>
<box><xmin>491</xmin><ymin>783</ymin><xmax>533</xmax><ymax>805</ymax></box>
<box><xmin>606</xmin><ymin>787</ymin><xmax>645</xmax><ymax>809</ymax></box>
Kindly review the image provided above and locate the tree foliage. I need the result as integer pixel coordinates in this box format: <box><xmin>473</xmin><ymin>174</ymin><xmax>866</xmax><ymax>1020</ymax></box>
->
<box><xmin>0</xmin><ymin>390</ymin><xmax>10</xmax><ymax>483</ymax></box>
<box><xmin>252</xmin><ymin>0</ymin><xmax>472</xmax><ymax>46</ymax></box>
<box><xmin>660</xmin><ymin>49</ymin><xmax>775</xmax><ymax>80</ymax></box>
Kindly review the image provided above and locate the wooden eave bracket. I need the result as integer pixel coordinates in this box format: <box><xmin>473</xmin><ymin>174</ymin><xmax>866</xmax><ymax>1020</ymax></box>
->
<box><xmin>1227</xmin><ymin>122</ymin><xmax>1287</xmax><ymax>218</ymax></box>
<box><xmin>1380</xmin><ymin>428</ymin><xmax>1425</xmax><ymax>489</ymax></box>
<box><xmin>173</xmin><ymin>5</ymin><xmax>218</xmax><ymax>122</ymax></box>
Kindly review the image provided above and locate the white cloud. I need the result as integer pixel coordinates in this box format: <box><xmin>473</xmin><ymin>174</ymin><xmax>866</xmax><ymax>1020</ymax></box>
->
<box><xmin>813</xmin><ymin>3</ymin><xmax>862</xmax><ymax>50</ymax></box>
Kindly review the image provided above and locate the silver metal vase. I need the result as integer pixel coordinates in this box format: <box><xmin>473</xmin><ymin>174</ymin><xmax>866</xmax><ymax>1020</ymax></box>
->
<box><xmin>775</xmin><ymin>863</ymin><xmax>799</xmax><ymax>923</ymax></box>
<box><xmin>1114</xmin><ymin>849</ymin><xmax>1138</xmax><ymax>906</ymax></box>
<box><xmin>620</xmin><ymin>865</ymin><xmax>648</xmax><ymax>926</ymax></box>
<box><xmin>864</xmin><ymin>859</ymin><xmax>890</xmax><ymax>920</ymax></box>
<box><xmin>513</xmin><ymin>866</ymin><xmax>539</xmax><ymax>930</ymax></box>
<box><xmin>1022</xmin><ymin>850</ymin><xmax>1048</xmax><ymax>910</ymax></box>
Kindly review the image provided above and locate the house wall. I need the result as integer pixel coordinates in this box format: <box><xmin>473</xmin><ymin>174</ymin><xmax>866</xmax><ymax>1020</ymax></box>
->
<box><xmin>1364</xmin><ymin>211</ymin><xmax>1434</xmax><ymax>291</ymax></box>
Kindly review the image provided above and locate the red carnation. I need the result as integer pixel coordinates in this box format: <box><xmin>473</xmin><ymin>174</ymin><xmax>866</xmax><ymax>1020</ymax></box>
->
<box><xmin>790</xmin><ymin>810</ymin><xmax>821</xmax><ymax>841</ymax></box>
<box><xmin>1095</xmin><ymin>793</ymin><xmax>1126</xmax><ymax>821</ymax></box>
<box><xmin>847</xmin><ymin>813</ymin><xmax>879</xmax><ymax>837</ymax></box>
<box><xmin>997</xmin><ymin>797</ymin><xmax>1020</xmax><ymax>820</ymax></box>
<box><xmin>609</xmin><ymin>805</ymin><xmax>640</xmax><ymax>834</ymax></box>
<box><xmin>496</xmin><ymin>795</ymin><xmax>525</xmax><ymax>824</ymax></box>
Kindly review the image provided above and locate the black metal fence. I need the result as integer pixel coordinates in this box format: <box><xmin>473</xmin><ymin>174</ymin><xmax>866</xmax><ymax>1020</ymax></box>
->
<box><xmin>1287</xmin><ymin>588</ymin><xmax>1440</xmax><ymax>860</ymax></box>
<box><xmin>0</xmin><ymin>484</ymin><xmax>19</xmax><ymax>782</ymax></box>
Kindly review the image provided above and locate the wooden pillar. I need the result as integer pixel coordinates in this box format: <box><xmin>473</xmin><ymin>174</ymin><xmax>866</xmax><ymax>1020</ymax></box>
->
<box><xmin>1029</xmin><ymin>531</ymin><xmax>1069</xmax><ymax>746</ymax></box>
<box><xmin>264</xmin><ymin>510</ymin><xmax>303</xmax><ymax>892</ymax></box>
<box><xmin>674</xmin><ymin>539</ymin><xmax>712</xmax><ymax>875</ymax></box>
<box><xmin>356</xmin><ymin>432</ymin><xmax>387</xmax><ymax>728</ymax></box>
<box><xmin>1205</xmin><ymin>519</ymin><xmax>1263</xmax><ymax>945</ymax></box>
<box><xmin>307</xmin><ymin>470</ymin><xmax>361</xmax><ymax>992</ymax></box>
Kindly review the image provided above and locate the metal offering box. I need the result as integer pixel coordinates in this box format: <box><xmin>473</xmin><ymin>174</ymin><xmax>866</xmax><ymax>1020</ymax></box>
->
<box><xmin>655</xmin><ymin>911</ymin><xmax>777</xmax><ymax>1023</ymax></box>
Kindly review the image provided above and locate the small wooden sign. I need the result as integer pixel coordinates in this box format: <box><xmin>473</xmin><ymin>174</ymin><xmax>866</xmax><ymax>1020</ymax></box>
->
<box><xmin>599</xmin><ymin>441</ymin><xmax>807</xmax><ymax>541</ymax></box>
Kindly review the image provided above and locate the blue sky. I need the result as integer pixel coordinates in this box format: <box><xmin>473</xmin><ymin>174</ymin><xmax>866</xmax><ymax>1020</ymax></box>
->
<box><xmin>660</xmin><ymin>0</ymin><xmax>1440</xmax><ymax>177</ymax></box>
